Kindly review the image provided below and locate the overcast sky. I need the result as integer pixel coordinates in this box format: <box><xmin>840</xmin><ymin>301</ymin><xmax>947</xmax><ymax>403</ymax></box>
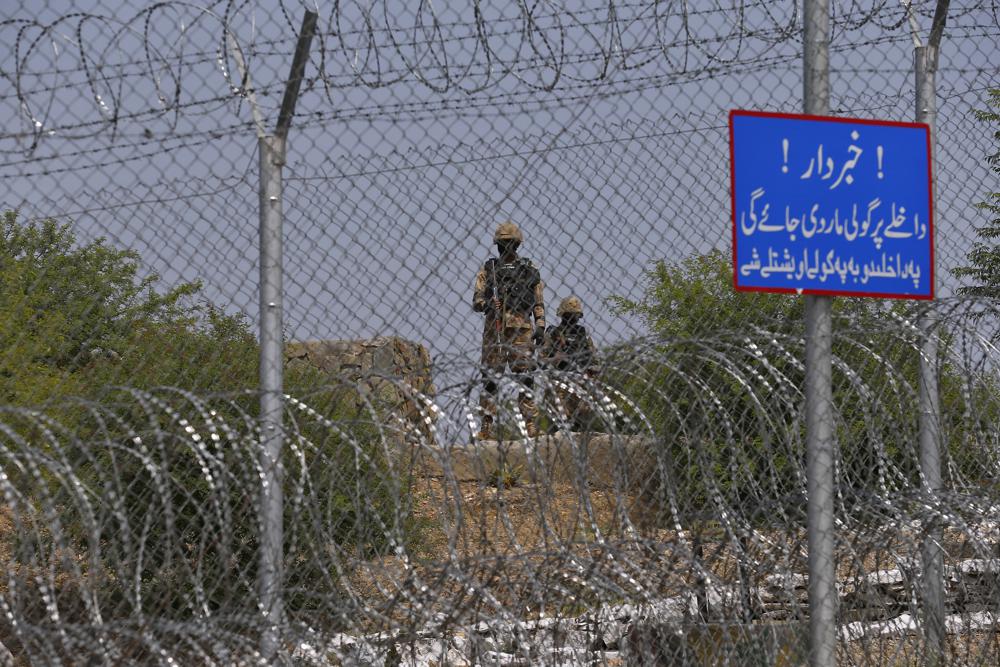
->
<box><xmin>2</xmin><ymin>1</ymin><xmax>998</xmax><ymax>390</ymax></box>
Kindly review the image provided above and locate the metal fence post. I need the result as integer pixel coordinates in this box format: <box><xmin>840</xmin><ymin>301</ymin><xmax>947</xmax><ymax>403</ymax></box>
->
<box><xmin>916</xmin><ymin>43</ymin><xmax>945</xmax><ymax>663</ymax></box>
<box><xmin>259</xmin><ymin>132</ymin><xmax>286</xmax><ymax>659</ymax></box>
<box><xmin>252</xmin><ymin>13</ymin><xmax>316</xmax><ymax>659</ymax></box>
<box><xmin>803</xmin><ymin>1</ymin><xmax>837</xmax><ymax>666</ymax></box>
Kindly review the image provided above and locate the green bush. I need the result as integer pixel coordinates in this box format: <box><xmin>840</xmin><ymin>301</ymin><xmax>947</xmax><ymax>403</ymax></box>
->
<box><xmin>608</xmin><ymin>250</ymin><xmax>1000</xmax><ymax>520</ymax></box>
<box><xmin>954</xmin><ymin>87</ymin><xmax>1000</xmax><ymax>302</ymax></box>
<box><xmin>0</xmin><ymin>211</ymin><xmax>411</xmax><ymax>631</ymax></box>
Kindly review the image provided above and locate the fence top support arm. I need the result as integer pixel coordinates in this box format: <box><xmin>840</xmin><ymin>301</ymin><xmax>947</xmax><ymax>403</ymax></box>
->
<box><xmin>275</xmin><ymin>10</ymin><xmax>318</xmax><ymax>140</ymax></box>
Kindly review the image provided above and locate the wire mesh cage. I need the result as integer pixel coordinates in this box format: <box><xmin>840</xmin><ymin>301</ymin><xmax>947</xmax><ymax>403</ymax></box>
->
<box><xmin>1</xmin><ymin>1</ymin><xmax>999</xmax><ymax>665</ymax></box>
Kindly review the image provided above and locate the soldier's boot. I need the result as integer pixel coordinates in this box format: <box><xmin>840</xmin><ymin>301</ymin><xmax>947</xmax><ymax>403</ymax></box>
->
<box><xmin>518</xmin><ymin>393</ymin><xmax>539</xmax><ymax>438</ymax></box>
<box><xmin>477</xmin><ymin>396</ymin><xmax>496</xmax><ymax>440</ymax></box>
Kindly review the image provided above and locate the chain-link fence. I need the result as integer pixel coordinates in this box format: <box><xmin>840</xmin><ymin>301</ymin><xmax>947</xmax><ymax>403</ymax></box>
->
<box><xmin>1</xmin><ymin>1</ymin><xmax>1000</xmax><ymax>665</ymax></box>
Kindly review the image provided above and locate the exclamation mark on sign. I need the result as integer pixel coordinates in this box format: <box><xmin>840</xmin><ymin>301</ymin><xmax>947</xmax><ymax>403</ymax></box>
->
<box><xmin>877</xmin><ymin>145</ymin><xmax>884</xmax><ymax>179</ymax></box>
<box><xmin>781</xmin><ymin>139</ymin><xmax>789</xmax><ymax>173</ymax></box>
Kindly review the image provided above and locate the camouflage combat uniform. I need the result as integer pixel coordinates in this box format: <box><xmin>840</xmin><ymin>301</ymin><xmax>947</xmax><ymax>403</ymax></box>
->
<box><xmin>472</xmin><ymin>223</ymin><xmax>545</xmax><ymax>438</ymax></box>
<box><xmin>542</xmin><ymin>296</ymin><xmax>598</xmax><ymax>430</ymax></box>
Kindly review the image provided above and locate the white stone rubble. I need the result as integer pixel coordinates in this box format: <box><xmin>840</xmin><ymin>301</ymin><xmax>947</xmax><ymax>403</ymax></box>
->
<box><xmin>291</xmin><ymin>557</ymin><xmax>999</xmax><ymax>665</ymax></box>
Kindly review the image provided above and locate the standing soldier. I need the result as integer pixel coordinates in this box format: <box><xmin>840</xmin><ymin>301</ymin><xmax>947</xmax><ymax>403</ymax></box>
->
<box><xmin>472</xmin><ymin>221</ymin><xmax>546</xmax><ymax>439</ymax></box>
<box><xmin>542</xmin><ymin>296</ymin><xmax>598</xmax><ymax>431</ymax></box>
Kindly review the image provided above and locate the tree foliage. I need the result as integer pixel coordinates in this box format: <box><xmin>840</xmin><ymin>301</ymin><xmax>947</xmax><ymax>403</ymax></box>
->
<box><xmin>609</xmin><ymin>250</ymin><xmax>995</xmax><ymax>519</ymax></box>
<box><xmin>0</xmin><ymin>209</ymin><xmax>256</xmax><ymax>403</ymax></box>
<box><xmin>954</xmin><ymin>88</ymin><xmax>1000</xmax><ymax>298</ymax></box>
<box><xmin>0</xmin><ymin>211</ymin><xmax>409</xmax><ymax>628</ymax></box>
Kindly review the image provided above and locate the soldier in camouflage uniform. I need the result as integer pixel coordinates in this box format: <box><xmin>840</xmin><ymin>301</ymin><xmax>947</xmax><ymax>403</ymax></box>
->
<box><xmin>542</xmin><ymin>295</ymin><xmax>598</xmax><ymax>431</ymax></box>
<box><xmin>472</xmin><ymin>222</ymin><xmax>546</xmax><ymax>439</ymax></box>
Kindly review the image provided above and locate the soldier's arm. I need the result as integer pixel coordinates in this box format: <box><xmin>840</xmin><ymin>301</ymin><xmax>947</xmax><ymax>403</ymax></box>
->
<box><xmin>472</xmin><ymin>267</ymin><xmax>488</xmax><ymax>312</ymax></box>
<box><xmin>533</xmin><ymin>279</ymin><xmax>546</xmax><ymax>328</ymax></box>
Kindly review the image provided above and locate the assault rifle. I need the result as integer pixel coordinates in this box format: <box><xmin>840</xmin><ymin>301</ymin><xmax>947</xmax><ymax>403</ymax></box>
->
<box><xmin>488</xmin><ymin>259</ymin><xmax>502</xmax><ymax>346</ymax></box>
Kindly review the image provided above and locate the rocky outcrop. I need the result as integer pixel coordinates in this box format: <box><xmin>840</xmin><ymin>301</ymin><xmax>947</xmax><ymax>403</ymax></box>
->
<box><xmin>287</xmin><ymin>337</ymin><xmax>433</xmax><ymax>392</ymax></box>
<box><xmin>286</xmin><ymin>337</ymin><xmax>436</xmax><ymax>439</ymax></box>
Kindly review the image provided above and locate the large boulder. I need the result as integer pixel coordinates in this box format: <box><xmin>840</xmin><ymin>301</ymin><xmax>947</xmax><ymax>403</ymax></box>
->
<box><xmin>286</xmin><ymin>337</ymin><xmax>436</xmax><ymax>441</ymax></box>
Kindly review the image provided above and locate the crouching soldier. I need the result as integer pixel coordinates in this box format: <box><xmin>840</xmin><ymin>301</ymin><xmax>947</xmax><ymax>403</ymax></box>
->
<box><xmin>472</xmin><ymin>221</ymin><xmax>546</xmax><ymax>439</ymax></box>
<box><xmin>542</xmin><ymin>296</ymin><xmax>598</xmax><ymax>431</ymax></box>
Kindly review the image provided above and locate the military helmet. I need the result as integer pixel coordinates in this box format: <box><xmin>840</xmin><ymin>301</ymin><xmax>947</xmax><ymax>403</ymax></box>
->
<box><xmin>557</xmin><ymin>295</ymin><xmax>584</xmax><ymax>316</ymax></box>
<box><xmin>493</xmin><ymin>221</ymin><xmax>523</xmax><ymax>243</ymax></box>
